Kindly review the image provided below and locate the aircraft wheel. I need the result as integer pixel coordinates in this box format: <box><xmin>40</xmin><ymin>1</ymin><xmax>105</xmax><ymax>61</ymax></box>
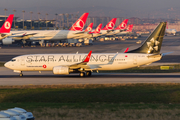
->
<box><xmin>86</xmin><ymin>71</ymin><xmax>92</xmax><ymax>76</ymax></box>
<box><xmin>19</xmin><ymin>73</ymin><xmax>23</xmax><ymax>77</ymax></box>
<box><xmin>80</xmin><ymin>72</ymin><xmax>85</xmax><ymax>77</ymax></box>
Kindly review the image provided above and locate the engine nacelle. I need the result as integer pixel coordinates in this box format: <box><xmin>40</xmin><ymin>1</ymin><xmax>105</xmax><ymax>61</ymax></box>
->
<box><xmin>53</xmin><ymin>66</ymin><xmax>69</xmax><ymax>75</ymax></box>
<box><xmin>2</xmin><ymin>38</ymin><xmax>14</xmax><ymax>45</ymax></box>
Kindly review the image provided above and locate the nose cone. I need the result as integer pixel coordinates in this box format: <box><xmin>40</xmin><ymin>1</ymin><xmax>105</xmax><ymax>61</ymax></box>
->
<box><xmin>4</xmin><ymin>62</ymin><xmax>10</xmax><ymax>68</ymax></box>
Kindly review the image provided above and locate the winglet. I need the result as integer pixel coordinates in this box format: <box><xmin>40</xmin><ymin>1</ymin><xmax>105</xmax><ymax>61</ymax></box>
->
<box><xmin>69</xmin><ymin>13</ymin><xmax>89</xmax><ymax>31</ymax></box>
<box><xmin>83</xmin><ymin>51</ymin><xmax>92</xmax><ymax>62</ymax></box>
<box><xmin>0</xmin><ymin>14</ymin><xmax>14</xmax><ymax>33</ymax></box>
<box><xmin>124</xmin><ymin>47</ymin><xmax>129</xmax><ymax>53</ymax></box>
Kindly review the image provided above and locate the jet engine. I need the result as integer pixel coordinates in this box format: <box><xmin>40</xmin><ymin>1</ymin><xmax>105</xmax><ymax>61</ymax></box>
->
<box><xmin>2</xmin><ymin>38</ymin><xmax>14</xmax><ymax>45</ymax></box>
<box><xmin>53</xmin><ymin>66</ymin><xmax>69</xmax><ymax>75</ymax></box>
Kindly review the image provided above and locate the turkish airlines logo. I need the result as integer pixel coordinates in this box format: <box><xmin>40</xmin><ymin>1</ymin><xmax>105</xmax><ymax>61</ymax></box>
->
<box><xmin>121</xmin><ymin>22</ymin><xmax>126</xmax><ymax>28</ymax></box>
<box><xmin>106</xmin><ymin>22</ymin><xmax>114</xmax><ymax>29</ymax></box>
<box><xmin>4</xmin><ymin>21</ymin><xmax>11</xmax><ymax>29</ymax></box>
<box><xmin>43</xmin><ymin>64</ymin><xmax>47</xmax><ymax>68</ymax></box>
<box><xmin>73</xmin><ymin>19</ymin><xmax>84</xmax><ymax>31</ymax></box>
<box><xmin>86</xmin><ymin>27</ymin><xmax>92</xmax><ymax>31</ymax></box>
<box><xmin>96</xmin><ymin>27</ymin><xmax>101</xmax><ymax>32</ymax></box>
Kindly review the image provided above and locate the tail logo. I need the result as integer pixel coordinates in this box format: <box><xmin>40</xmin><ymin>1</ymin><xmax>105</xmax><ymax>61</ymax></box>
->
<box><xmin>73</xmin><ymin>19</ymin><xmax>84</xmax><ymax>31</ymax></box>
<box><xmin>86</xmin><ymin>27</ymin><xmax>92</xmax><ymax>31</ymax></box>
<box><xmin>121</xmin><ymin>22</ymin><xmax>126</xmax><ymax>28</ymax></box>
<box><xmin>106</xmin><ymin>22</ymin><xmax>114</xmax><ymax>29</ymax></box>
<box><xmin>147</xmin><ymin>38</ymin><xmax>159</xmax><ymax>53</ymax></box>
<box><xmin>4</xmin><ymin>21</ymin><xmax>11</xmax><ymax>29</ymax></box>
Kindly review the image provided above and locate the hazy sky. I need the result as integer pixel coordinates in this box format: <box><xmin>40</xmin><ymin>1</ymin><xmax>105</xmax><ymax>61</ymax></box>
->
<box><xmin>0</xmin><ymin>0</ymin><xmax>180</xmax><ymax>19</ymax></box>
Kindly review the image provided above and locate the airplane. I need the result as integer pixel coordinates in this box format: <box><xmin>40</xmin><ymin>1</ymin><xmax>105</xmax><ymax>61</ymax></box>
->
<box><xmin>105</xmin><ymin>19</ymin><xmax>129</xmax><ymax>37</ymax></box>
<box><xmin>5</xmin><ymin>22</ymin><xmax>167</xmax><ymax>77</ymax></box>
<box><xmin>165</xmin><ymin>22</ymin><xmax>177</xmax><ymax>36</ymax></box>
<box><xmin>0</xmin><ymin>13</ymin><xmax>89</xmax><ymax>45</ymax></box>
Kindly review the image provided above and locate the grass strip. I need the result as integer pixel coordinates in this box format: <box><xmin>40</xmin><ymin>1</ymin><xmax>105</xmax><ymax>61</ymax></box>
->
<box><xmin>0</xmin><ymin>83</ymin><xmax>180</xmax><ymax>104</ymax></box>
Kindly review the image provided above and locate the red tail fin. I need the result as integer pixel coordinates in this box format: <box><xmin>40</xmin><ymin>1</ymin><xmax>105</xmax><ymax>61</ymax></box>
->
<box><xmin>166</xmin><ymin>21</ymin><xmax>168</xmax><ymax>29</ymax></box>
<box><xmin>69</xmin><ymin>13</ymin><xmax>89</xmax><ymax>31</ymax></box>
<box><xmin>91</xmin><ymin>23</ymin><xmax>102</xmax><ymax>34</ymax></box>
<box><xmin>102</xmin><ymin>18</ymin><xmax>117</xmax><ymax>30</ymax></box>
<box><xmin>126</xmin><ymin>24</ymin><xmax>133</xmax><ymax>32</ymax></box>
<box><xmin>0</xmin><ymin>14</ymin><xmax>14</xmax><ymax>33</ymax></box>
<box><xmin>83</xmin><ymin>51</ymin><xmax>92</xmax><ymax>63</ymax></box>
<box><xmin>115</xmin><ymin>19</ymin><xmax>128</xmax><ymax>30</ymax></box>
<box><xmin>84</xmin><ymin>23</ymin><xmax>93</xmax><ymax>32</ymax></box>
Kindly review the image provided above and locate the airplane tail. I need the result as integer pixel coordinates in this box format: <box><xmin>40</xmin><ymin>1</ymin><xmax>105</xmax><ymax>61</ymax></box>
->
<box><xmin>0</xmin><ymin>14</ymin><xmax>14</xmax><ymax>33</ymax></box>
<box><xmin>127</xmin><ymin>22</ymin><xmax>167</xmax><ymax>54</ymax></box>
<box><xmin>69</xmin><ymin>13</ymin><xmax>89</xmax><ymax>31</ymax></box>
<box><xmin>125</xmin><ymin>24</ymin><xmax>133</xmax><ymax>32</ymax></box>
<box><xmin>102</xmin><ymin>18</ymin><xmax>117</xmax><ymax>30</ymax></box>
<box><xmin>90</xmin><ymin>23</ymin><xmax>102</xmax><ymax>34</ymax></box>
<box><xmin>84</xmin><ymin>23</ymin><xmax>93</xmax><ymax>32</ymax></box>
<box><xmin>115</xmin><ymin>19</ymin><xmax>128</xmax><ymax>30</ymax></box>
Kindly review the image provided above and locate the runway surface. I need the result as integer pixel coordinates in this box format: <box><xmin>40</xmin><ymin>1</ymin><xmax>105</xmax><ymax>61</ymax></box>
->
<box><xmin>0</xmin><ymin>35</ymin><xmax>180</xmax><ymax>85</ymax></box>
<box><xmin>0</xmin><ymin>67</ymin><xmax>180</xmax><ymax>85</ymax></box>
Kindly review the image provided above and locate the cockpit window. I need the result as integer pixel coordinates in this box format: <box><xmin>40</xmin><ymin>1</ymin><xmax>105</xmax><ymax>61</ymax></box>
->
<box><xmin>11</xmin><ymin>59</ymin><xmax>16</xmax><ymax>62</ymax></box>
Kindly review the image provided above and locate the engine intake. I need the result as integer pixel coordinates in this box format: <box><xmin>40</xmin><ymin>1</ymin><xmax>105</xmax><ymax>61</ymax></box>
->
<box><xmin>53</xmin><ymin>66</ymin><xmax>69</xmax><ymax>75</ymax></box>
<box><xmin>2</xmin><ymin>38</ymin><xmax>14</xmax><ymax>45</ymax></box>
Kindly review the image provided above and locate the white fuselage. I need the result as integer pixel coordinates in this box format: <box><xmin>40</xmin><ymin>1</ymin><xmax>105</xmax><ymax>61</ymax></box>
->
<box><xmin>10</xmin><ymin>30</ymin><xmax>90</xmax><ymax>41</ymax></box>
<box><xmin>5</xmin><ymin>53</ymin><xmax>161</xmax><ymax>72</ymax></box>
<box><xmin>166</xmin><ymin>29</ymin><xmax>177</xmax><ymax>35</ymax></box>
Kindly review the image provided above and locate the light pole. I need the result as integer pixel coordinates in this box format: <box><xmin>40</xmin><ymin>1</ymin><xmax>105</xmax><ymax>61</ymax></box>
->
<box><xmin>13</xmin><ymin>9</ymin><xmax>16</xmax><ymax>28</ymax></box>
<box><xmin>4</xmin><ymin>8</ymin><xmax>8</xmax><ymax>21</ymax></box>
<box><xmin>30</xmin><ymin>11</ymin><xmax>33</xmax><ymax>29</ymax></box>
<box><xmin>22</xmin><ymin>10</ymin><xmax>25</xmax><ymax>29</ymax></box>
<box><xmin>55</xmin><ymin>13</ymin><xmax>58</xmax><ymax>28</ymax></box>
<box><xmin>38</xmin><ymin>12</ymin><xmax>41</xmax><ymax>28</ymax></box>
<box><xmin>66</xmin><ymin>14</ymin><xmax>69</xmax><ymax>28</ymax></box>
<box><xmin>46</xmin><ymin>13</ymin><xmax>48</xmax><ymax>28</ymax></box>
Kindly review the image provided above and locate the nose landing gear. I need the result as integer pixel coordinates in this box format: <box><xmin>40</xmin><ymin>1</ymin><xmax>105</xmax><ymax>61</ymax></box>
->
<box><xmin>19</xmin><ymin>72</ymin><xmax>23</xmax><ymax>77</ymax></box>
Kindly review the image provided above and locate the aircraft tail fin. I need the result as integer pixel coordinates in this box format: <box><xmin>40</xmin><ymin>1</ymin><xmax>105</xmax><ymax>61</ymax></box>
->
<box><xmin>91</xmin><ymin>23</ymin><xmax>102</xmax><ymax>34</ymax></box>
<box><xmin>127</xmin><ymin>22</ymin><xmax>167</xmax><ymax>54</ymax></box>
<box><xmin>0</xmin><ymin>14</ymin><xmax>14</xmax><ymax>33</ymax></box>
<box><xmin>115</xmin><ymin>19</ymin><xmax>128</xmax><ymax>30</ymax></box>
<box><xmin>69</xmin><ymin>13</ymin><xmax>89</xmax><ymax>31</ymax></box>
<box><xmin>102</xmin><ymin>18</ymin><xmax>117</xmax><ymax>30</ymax></box>
<box><xmin>84</xmin><ymin>23</ymin><xmax>93</xmax><ymax>32</ymax></box>
<box><xmin>126</xmin><ymin>24</ymin><xmax>133</xmax><ymax>32</ymax></box>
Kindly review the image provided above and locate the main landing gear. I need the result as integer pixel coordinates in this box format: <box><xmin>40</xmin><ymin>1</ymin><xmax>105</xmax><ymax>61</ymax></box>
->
<box><xmin>80</xmin><ymin>71</ymin><xmax>92</xmax><ymax>77</ymax></box>
<box><xmin>19</xmin><ymin>72</ymin><xmax>23</xmax><ymax>77</ymax></box>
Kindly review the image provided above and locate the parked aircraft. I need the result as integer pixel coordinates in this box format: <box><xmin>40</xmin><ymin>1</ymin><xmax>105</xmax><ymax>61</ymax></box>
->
<box><xmin>5</xmin><ymin>22</ymin><xmax>167</xmax><ymax>77</ymax></box>
<box><xmin>105</xmin><ymin>19</ymin><xmax>129</xmax><ymax>36</ymax></box>
<box><xmin>0</xmin><ymin>13</ymin><xmax>89</xmax><ymax>45</ymax></box>
<box><xmin>165</xmin><ymin>22</ymin><xmax>177</xmax><ymax>36</ymax></box>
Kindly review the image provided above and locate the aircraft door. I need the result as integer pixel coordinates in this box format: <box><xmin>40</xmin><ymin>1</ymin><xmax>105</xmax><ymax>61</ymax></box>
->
<box><xmin>133</xmin><ymin>55</ymin><xmax>137</xmax><ymax>65</ymax></box>
<box><xmin>21</xmin><ymin>57</ymin><xmax>25</xmax><ymax>66</ymax></box>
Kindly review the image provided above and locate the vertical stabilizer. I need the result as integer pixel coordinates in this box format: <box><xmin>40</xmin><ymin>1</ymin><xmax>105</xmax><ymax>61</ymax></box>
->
<box><xmin>84</xmin><ymin>23</ymin><xmax>93</xmax><ymax>32</ymax></box>
<box><xmin>0</xmin><ymin>14</ymin><xmax>14</xmax><ymax>33</ymax></box>
<box><xmin>102</xmin><ymin>18</ymin><xmax>117</xmax><ymax>30</ymax></box>
<box><xmin>127</xmin><ymin>22</ymin><xmax>166</xmax><ymax>54</ymax></box>
<box><xmin>69</xmin><ymin>13</ymin><xmax>89</xmax><ymax>31</ymax></box>
<box><xmin>115</xmin><ymin>19</ymin><xmax>128</xmax><ymax>30</ymax></box>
